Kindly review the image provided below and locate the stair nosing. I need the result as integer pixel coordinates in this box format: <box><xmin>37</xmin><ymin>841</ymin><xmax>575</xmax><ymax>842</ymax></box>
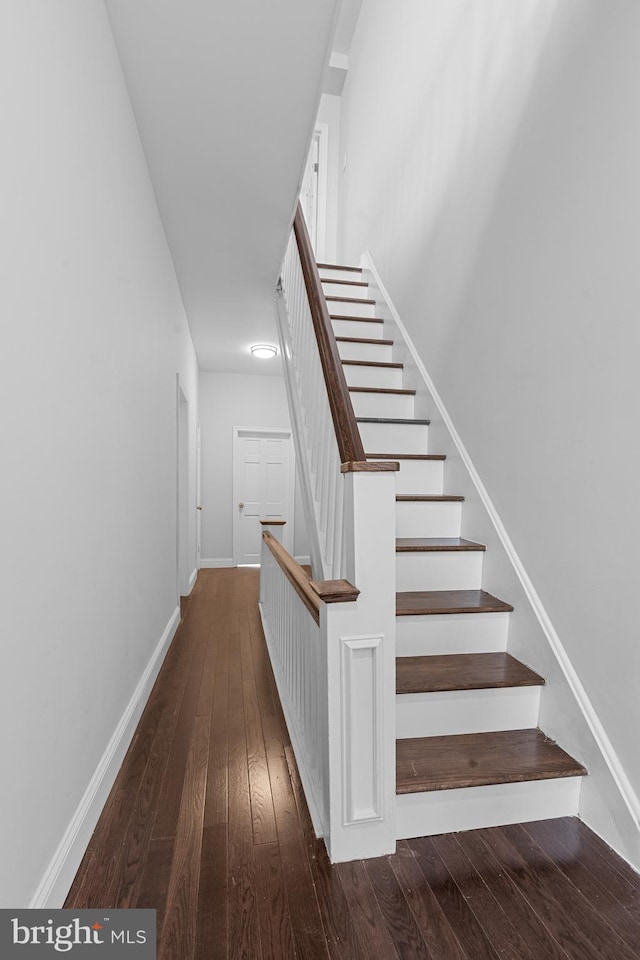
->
<box><xmin>395</xmin><ymin>537</ymin><xmax>484</xmax><ymax>552</ymax></box>
<box><xmin>317</xmin><ymin>262</ymin><xmax>362</xmax><ymax>273</ymax></box>
<box><xmin>342</xmin><ymin>360</ymin><xmax>404</xmax><ymax>369</ymax></box>
<box><xmin>331</xmin><ymin>314</ymin><xmax>384</xmax><ymax>323</ymax></box>
<box><xmin>321</xmin><ymin>278</ymin><xmax>369</xmax><ymax>287</ymax></box>
<box><xmin>365</xmin><ymin>453</ymin><xmax>446</xmax><ymax>461</ymax></box>
<box><xmin>349</xmin><ymin>386</ymin><xmax>416</xmax><ymax>396</ymax></box>
<box><xmin>357</xmin><ymin>417</ymin><xmax>430</xmax><ymax>425</ymax></box>
<box><xmin>395</xmin><ymin>653</ymin><xmax>545</xmax><ymax>694</ymax></box>
<box><xmin>396</xmin><ymin>589</ymin><xmax>514</xmax><ymax>616</ymax></box>
<box><xmin>336</xmin><ymin>336</ymin><xmax>394</xmax><ymax>346</ymax></box>
<box><xmin>396</xmin><ymin>494</ymin><xmax>464</xmax><ymax>502</ymax></box>
<box><xmin>325</xmin><ymin>295</ymin><xmax>376</xmax><ymax>305</ymax></box>
<box><xmin>396</xmin><ymin>728</ymin><xmax>586</xmax><ymax>795</ymax></box>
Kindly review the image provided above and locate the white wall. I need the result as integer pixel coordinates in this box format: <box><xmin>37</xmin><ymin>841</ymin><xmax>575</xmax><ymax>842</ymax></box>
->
<box><xmin>0</xmin><ymin>1</ymin><xmax>199</xmax><ymax>906</ymax></box>
<box><xmin>339</xmin><ymin>0</ymin><xmax>640</xmax><ymax>863</ymax></box>
<box><xmin>199</xmin><ymin>372</ymin><xmax>309</xmax><ymax>566</ymax></box>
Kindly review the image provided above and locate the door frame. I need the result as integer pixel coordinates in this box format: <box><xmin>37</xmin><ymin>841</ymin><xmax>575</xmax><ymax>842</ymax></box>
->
<box><xmin>196</xmin><ymin>420</ymin><xmax>201</xmax><ymax>572</ymax></box>
<box><xmin>300</xmin><ymin>122</ymin><xmax>329</xmax><ymax>261</ymax></box>
<box><xmin>176</xmin><ymin>377</ymin><xmax>192</xmax><ymax>599</ymax></box>
<box><xmin>232</xmin><ymin>426</ymin><xmax>295</xmax><ymax>565</ymax></box>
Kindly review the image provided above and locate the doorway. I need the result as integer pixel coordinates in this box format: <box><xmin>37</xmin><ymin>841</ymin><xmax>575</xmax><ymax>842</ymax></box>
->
<box><xmin>176</xmin><ymin>379</ymin><xmax>192</xmax><ymax>598</ymax></box>
<box><xmin>233</xmin><ymin>427</ymin><xmax>294</xmax><ymax>565</ymax></box>
<box><xmin>299</xmin><ymin>123</ymin><xmax>328</xmax><ymax>260</ymax></box>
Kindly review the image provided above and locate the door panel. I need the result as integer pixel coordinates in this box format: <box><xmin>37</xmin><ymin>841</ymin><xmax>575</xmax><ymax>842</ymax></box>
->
<box><xmin>234</xmin><ymin>430</ymin><xmax>293</xmax><ymax>564</ymax></box>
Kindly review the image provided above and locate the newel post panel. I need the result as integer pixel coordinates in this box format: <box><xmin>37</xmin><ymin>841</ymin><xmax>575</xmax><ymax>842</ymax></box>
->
<box><xmin>322</xmin><ymin>470</ymin><xmax>397</xmax><ymax>861</ymax></box>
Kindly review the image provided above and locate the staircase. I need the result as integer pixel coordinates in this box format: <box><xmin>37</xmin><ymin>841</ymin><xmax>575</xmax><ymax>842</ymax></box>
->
<box><xmin>317</xmin><ymin>260</ymin><xmax>587</xmax><ymax>840</ymax></box>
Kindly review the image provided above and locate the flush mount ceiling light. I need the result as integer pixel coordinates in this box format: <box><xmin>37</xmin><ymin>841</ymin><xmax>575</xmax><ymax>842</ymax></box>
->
<box><xmin>250</xmin><ymin>343</ymin><xmax>278</xmax><ymax>359</ymax></box>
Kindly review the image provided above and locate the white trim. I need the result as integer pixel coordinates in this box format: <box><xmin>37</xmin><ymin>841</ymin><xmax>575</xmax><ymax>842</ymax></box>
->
<box><xmin>362</xmin><ymin>250</ymin><xmax>640</xmax><ymax>836</ymax></box>
<box><xmin>199</xmin><ymin>558</ymin><xmax>234</xmax><ymax>569</ymax></box>
<box><xmin>188</xmin><ymin>568</ymin><xmax>198</xmax><ymax>591</ymax></box>
<box><xmin>29</xmin><ymin>605</ymin><xmax>181</xmax><ymax>908</ymax></box>
<box><xmin>294</xmin><ymin>555</ymin><xmax>311</xmax><ymax>566</ymax></box>
<box><xmin>340</xmin><ymin>635</ymin><xmax>384</xmax><ymax>825</ymax></box>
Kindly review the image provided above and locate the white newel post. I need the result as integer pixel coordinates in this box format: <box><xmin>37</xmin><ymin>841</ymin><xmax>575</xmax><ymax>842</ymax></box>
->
<box><xmin>322</xmin><ymin>470</ymin><xmax>397</xmax><ymax>861</ymax></box>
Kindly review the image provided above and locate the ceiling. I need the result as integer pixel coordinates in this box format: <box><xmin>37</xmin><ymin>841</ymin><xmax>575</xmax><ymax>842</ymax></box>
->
<box><xmin>104</xmin><ymin>0</ymin><xmax>351</xmax><ymax>375</ymax></box>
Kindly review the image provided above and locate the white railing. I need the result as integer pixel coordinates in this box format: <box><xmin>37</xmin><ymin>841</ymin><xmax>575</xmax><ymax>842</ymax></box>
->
<box><xmin>278</xmin><ymin>227</ymin><xmax>347</xmax><ymax>580</ymax></box>
<box><xmin>261</xmin><ymin>205</ymin><xmax>398</xmax><ymax>862</ymax></box>
<box><xmin>259</xmin><ymin>531</ymin><xmax>329</xmax><ymax>836</ymax></box>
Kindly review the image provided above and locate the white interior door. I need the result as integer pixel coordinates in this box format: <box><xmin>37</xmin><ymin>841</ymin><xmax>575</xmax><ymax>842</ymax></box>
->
<box><xmin>196</xmin><ymin>421</ymin><xmax>201</xmax><ymax>570</ymax></box>
<box><xmin>177</xmin><ymin>380</ymin><xmax>190</xmax><ymax>597</ymax></box>
<box><xmin>233</xmin><ymin>428</ymin><xmax>294</xmax><ymax>564</ymax></box>
<box><xmin>299</xmin><ymin>124</ymin><xmax>328</xmax><ymax>260</ymax></box>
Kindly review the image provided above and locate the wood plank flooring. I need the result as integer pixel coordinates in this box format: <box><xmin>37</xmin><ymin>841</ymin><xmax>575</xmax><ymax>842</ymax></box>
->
<box><xmin>66</xmin><ymin>568</ymin><xmax>640</xmax><ymax>959</ymax></box>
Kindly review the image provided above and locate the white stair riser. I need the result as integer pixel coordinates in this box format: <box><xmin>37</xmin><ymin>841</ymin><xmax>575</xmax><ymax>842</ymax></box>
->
<box><xmin>337</xmin><ymin>340</ymin><xmax>393</xmax><ymax>362</ymax></box>
<box><xmin>343</xmin><ymin>364</ymin><xmax>404</xmax><ymax>389</ymax></box>
<box><xmin>331</xmin><ymin>319</ymin><xmax>384</xmax><ymax>340</ymax></box>
<box><xmin>358</xmin><ymin>421</ymin><xmax>429</xmax><ymax>455</ymax></box>
<box><xmin>351</xmin><ymin>391</ymin><xmax>415</xmax><ymax>420</ymax></box>
<box><xmin>396</xmin><ymin>687</ymin><xmax>541</xmax><ymax>739</ymax></box>
<box><xmin>318</xmin><ymin>267</ymin><xmax>363</xmax><ymax>282</ymax></box>
<box><xmin>322</xmin><ymin>280</ymin><xmax>369</xmax><ymax>298</ymax></box>
<box><xmin>395</xmin><ymin>500</ymin><xmax>462</xmax><ymax>537</ymax></box>
<box><xmin>326</xmin><ymin>298</ymin><xmax>376</xmax><ymax>318</ymax></box>
<box><xmin>394</xmin><ymin>460</ymin><xmax>444</xmax><ymax>494</ymax></box>
<box><xmin>396</xmin><ymin>613</ymin><xmax>510</xmax><ymax>656</ymax></box>
<box><xmin>396</xmin><ymin>549</ymin><xmax>483</xmax><ymax>591</ymax></box>
<box><xmin>396</xmin><ymin>777</ymin><xmax>582</xmax><ymax>840</ymax></box>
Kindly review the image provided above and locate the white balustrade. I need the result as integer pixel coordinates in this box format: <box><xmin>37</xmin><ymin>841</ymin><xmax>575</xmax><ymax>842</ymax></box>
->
<box><xmin>277</xmin><ymin>229</ymin><xmax>346</xmax><ymax>580</ymax></box>
<box><xmin>259</xmin><ymin>538</ymin><xmax>329</xmax><ymax>837</ymax></box>
<box><xmin>262</xmin><ymin>207</ymin><xmax>398</xmax><ymax>862</ymax></box>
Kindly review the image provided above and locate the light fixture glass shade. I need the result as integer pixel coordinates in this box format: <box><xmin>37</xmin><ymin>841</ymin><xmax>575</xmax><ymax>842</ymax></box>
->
<box><xmin>250</xmin><ymin>343</ymin><xmax>278</xmax><ymax>359</ymax></box>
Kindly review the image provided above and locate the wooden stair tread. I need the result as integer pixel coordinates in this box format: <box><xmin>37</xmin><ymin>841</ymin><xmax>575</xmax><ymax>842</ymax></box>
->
<box><xmin>357</xmin><ymin>417</ymin><xmax>430</xmax><ymax>425</ymax></box>
<box><xmin>336</xmin><ymin>336</ymin><xmax>394</xmax><ymax>346</ymax></box>
<box><xmin>321</xmin><ymin>277</ymin><xmax>368</xmax><ymax>287</ymax></box>
<box><xmin>325</xmin><ymin>295</ymin><xmax>376</xmax><ymax>305</ymax></box>
<box><xmin>396</xmin><ymin>537</ymin><xmax>485</xmax><ymax>552</ymax></box>
<box><xmin>331</xmin><ymin>314</ymin><xmax>384</xmax><ymax>323</ymax></box>
<box><xmin>396</xmin><ymin>589</ymin><xmax>514</xmax><ymax>616</ymax></box>
<box><xmin>349</xmin><ymin>386</ymin><xmax>416</xmax><ymax>395</ymax></box>
<box><xmin>396</xmin><ymin>729</ymin><xmax>586</xmax><ymax>794</ymax></box>
<box><xmin>396</xmin><ymin>653</ymin><xmax>545</xmax><ymax>694</ymax></box>
<box><xmin>317</xmin><ymin>262</ymin><xmax>362</xmax><ymax>272</ymax></box>
<box><xmin>366</xmin><ymin>453</ymin><xmax>446</xmax><ymax>461</ymax></box>
<box><xmin>342</xmin><ymin>360</ymin><xmax>404</xmax><ymax>369</ymax></box>
<box><xmin>396</xmin><ymin>494</ymin><xmax>463</xmax><ymax>502</ymax></box>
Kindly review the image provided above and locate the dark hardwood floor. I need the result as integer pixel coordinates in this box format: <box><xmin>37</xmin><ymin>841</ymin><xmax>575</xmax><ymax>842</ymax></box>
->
<box><xmin>66</xmin><ymin>568</ymin><xmax>640</xmax><ymax>959</ymax></box>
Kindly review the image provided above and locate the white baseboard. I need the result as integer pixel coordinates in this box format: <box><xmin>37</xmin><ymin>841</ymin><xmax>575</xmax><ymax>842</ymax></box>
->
<box><xmin>188</xmin><ymin>567</ymin><xmax>198</xmax><ymax>591</ymax></box>
<box><xmin>199</xmin><ymin>558</ymin><xmax>234</xmax><ymax>569</ymax></box>
<box><xmin>363</xmin><ymin>250</ymin><xmax>640</xmax><ymax>853</ymax></box>
<box><xmin>294</xmin><ymin>555</ymin><xmax>311</xmax><ymax>566</ymax></box>
<box><xmin>29</xmin><ymin>605</ymin><xmax>181</xmax><ymax>908</ymax></box>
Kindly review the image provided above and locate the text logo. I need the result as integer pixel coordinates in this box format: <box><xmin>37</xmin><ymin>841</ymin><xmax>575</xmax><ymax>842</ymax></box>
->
<box><xmin>0</xmin><ymin>910</ymin><xmax>155</xmax><ymax>958</ymax></box>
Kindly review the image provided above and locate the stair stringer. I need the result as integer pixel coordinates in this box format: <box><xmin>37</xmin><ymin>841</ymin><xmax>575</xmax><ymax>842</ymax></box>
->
<box><xmin>361</xmin><ymin>250</ymin><xmax>640</xmax><ymax>872</ymax></box>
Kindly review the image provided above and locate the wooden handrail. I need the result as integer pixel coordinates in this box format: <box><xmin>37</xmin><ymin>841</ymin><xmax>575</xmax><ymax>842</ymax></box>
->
<box><xmin>262</xmin><ymin>531</ymin><xmax>360</xmax><ymax>625</ymax></box>
<box><xmin>263</xmin><ymin>531</ymin><xmax>321</xmax><ymax>623</ymax></box>
<box><xmin>293</xmin><ymin>203</ymin><xmax>367</xmax><ymax>467</ymax></box>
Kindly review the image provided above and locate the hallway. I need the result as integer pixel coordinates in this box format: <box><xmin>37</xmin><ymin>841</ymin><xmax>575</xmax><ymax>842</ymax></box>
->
<box><xmin>65</xmin><ymin>569</ymin><xmax>640</xmax><ymax>959</ymax></box>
